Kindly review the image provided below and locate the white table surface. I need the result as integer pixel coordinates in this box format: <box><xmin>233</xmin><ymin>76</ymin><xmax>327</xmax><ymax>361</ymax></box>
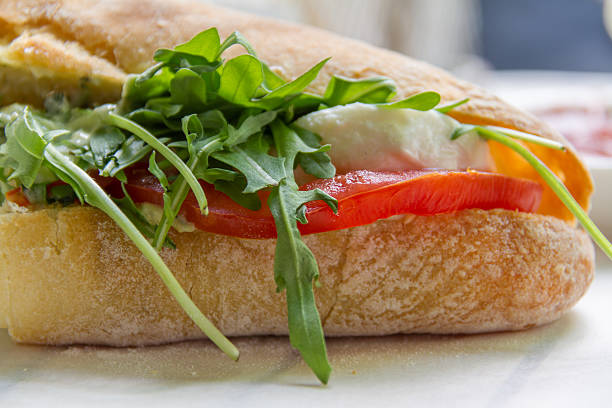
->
<box><xmin>1</xmin><ymin>254</ymin><xmax>611</xmax><ymax>407</ymax></box>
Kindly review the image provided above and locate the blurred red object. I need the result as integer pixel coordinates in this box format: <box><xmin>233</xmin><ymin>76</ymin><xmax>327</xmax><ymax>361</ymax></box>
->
<box><xmin>537</xmin><ymin>106</ymin><xmax>612</xmax><ymax>157</ymax></box>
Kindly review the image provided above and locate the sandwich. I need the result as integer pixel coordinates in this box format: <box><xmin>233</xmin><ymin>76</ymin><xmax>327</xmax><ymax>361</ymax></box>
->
<box><xmin>0</xmin><ymin>0</ymin><xmax>603</xmax><ymax>384</ymax></box>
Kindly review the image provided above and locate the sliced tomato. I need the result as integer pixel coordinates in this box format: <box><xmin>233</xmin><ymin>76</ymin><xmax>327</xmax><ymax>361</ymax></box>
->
<box><xmin>121</xmin><ymin>169</ymin><xmax>543</xmax><ymax>239</ymax></box>
<box><xmin>5</xmin><ymin>187</ymin><xmax>31</xmax><ymax>207</ymax></box>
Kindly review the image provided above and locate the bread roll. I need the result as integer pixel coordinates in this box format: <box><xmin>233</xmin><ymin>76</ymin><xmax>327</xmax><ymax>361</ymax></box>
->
<box><xmin>0</xmin><ymin>0</ymin><xmax>596</xmax><ymax>344</ymax></box>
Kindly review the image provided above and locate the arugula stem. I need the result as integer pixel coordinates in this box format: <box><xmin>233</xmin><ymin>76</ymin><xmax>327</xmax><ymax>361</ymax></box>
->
<box><xmin>102</xmin><ymin>159</ymin><xmax>116</xmax><ymax>176</ymax></box>
<box><xmin>153</xmin><ymin>136</ymin><xmax>223</xmax><ymax>251</ymax></box>
<box><xmin>485</xmin><ymin>126</ymin><xmax>566</xmax><ymax>151</ymax></box>
<box><xmin>157</xmin><ymin>149</ymin><xmax>190</xmax><ymax>170</ymax></box>
<box><xmin>43</xmin><ymin>144</ymin><xmax>239</xmax><ymax>360</ymax></box>
<box><xmin>153</xmin><ymin>180</ymin><xmax>190</xmax><ymax>251</ymax></box>
<box><xmin>106</xmin><ymin>112</ymin><xmax>209</xmax><ymax>214</ymax></box>
<box><xmin>475</xmin><ymin>126</ymin><xmax>612</xmax><ymax>259</ymax></box>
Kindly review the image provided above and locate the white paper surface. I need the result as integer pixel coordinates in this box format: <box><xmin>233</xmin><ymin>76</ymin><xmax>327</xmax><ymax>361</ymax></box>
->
<box><xmin>1</xmin><ymin>257</ymin><xmax>611</xmax><ymax>407</ymax></box>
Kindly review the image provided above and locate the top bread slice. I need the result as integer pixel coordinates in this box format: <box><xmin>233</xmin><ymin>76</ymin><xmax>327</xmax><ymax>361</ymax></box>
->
<box><xmin>0</xmin><ymin>0</ymin><xmax>596</xmax><ymax>343</ymax></box>
<box><xmin>0</xmin><ymin>0</ymin><xmax>592</xmax><ymax>221</ymax></box>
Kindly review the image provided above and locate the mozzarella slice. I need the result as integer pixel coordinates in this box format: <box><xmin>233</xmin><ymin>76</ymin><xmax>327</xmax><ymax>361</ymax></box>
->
<box><xmin>295</xmin><ymin>103</ymin><xmax>493</xmax><ymax>173</ymax></box>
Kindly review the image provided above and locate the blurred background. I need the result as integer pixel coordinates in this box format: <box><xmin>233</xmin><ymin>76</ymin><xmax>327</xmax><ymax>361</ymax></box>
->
<box><xmin>204</xmin><ymin>0</ymin><xmax>612</xmax><ymax>76</ymax></box>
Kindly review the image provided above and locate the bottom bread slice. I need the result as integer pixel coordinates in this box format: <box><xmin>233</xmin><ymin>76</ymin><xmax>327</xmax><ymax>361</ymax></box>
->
<box><xmin>0</xmin><ymin>206</ymin><xmax>594</xmax><ymax>346</ymax></box>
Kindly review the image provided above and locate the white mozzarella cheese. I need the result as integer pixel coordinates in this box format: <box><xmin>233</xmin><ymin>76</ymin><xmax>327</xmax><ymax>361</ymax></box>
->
<box><xmin>295</xmin><ymin>103</ymin><xmax>493</xmax><ymax>173</ymax></box>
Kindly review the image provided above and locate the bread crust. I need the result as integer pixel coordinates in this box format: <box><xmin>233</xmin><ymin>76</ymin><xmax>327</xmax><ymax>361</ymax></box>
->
<box><xmin>0</xmin><ymin>207</ymin><xmax>594</xmax><ymax>344</ymax></box>
<box><xmin>0</xmin><ymin>0</ymin><xmax>592</xmax><ymax>221</ymax></box>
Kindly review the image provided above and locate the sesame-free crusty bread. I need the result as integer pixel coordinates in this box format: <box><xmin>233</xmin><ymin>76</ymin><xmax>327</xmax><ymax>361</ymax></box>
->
<box><xmin>0</xmin><ymin>207</ymin><xmax>594</xmax><ymax>344</ymax></box>
<box><xmin>0</xmin><ymin>0</ymin><xmax>596</xmax><ymax>343</ymax></box>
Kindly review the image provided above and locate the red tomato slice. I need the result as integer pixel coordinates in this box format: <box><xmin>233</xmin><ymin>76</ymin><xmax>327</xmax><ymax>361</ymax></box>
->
<box><xmin>5</xmin><ymin>187</ymin><xmax>30</xmax><ymax>207</ymax></box>
<box><xmin>121</xmin><ymin>169</ymin><xmax>543</xmax><ymax>239</ymax></box>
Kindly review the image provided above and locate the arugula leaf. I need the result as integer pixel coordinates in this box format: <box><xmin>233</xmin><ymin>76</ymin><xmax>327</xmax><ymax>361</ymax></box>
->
<box><xmin>214</xmin><ymin>177</ymin><xmax>262</xmax><ymax>211</ymax></box>
<box><xmin>48</xmin><ymin>183</ymin><xmax>76</xmax><ymax>205</ymax></box>
<box><xmin>196</xmin><ymin>167</ymin><xmax>237</xmax><ymax>183</ymax></box>
<box><xmin>2</xmin><ymin>108</ymin><xmax>47</xmax><ymax>188</ymax></box>
<box><xmin>174</xmin><ymin>27</ymin><xmax>221</xmax><ymax>62</ymax></box>
<box><xmin>224</xmin><ymin>110</ymin><xmax>277</xmax><ymax>147</ymax></box>
<box><xmin>102</xmin><ymin>135</ymin><xmax>154</xmax><ymax>177</ymax></box>
<box><xmin>267</xmin><ymin>181</ymin><xmax>332</xmax><ymax>384</ymax></box>
<box><xmin>89</xmin><ymin>126</ymin><xmax>125</xmax><ymax>168</ymax></box>
<box><xmin>267</xmin><ymin>119</ymin><xmax>337</xmax><ymax>384</ymax></box>
<box><xmin>134</xmin><ymin>62</ymin><xmax>164</xmax><ymax>84</ymax></box>
<box><xmin>484</xmin><ymin>125</ymin><xmax>566</xmax><ymax>151</ymax></box>
<box><xmin>148</xmin><ymin>151</ymin><xmax>179</xmax><ymax>241</ymax></box>
<box><xmin>145</xmin><ymin>97</ymin><xmax>183</xmax><ymax>120</ymax></box>
<box><xmin>148</xmin><ymin>151</ymin><xmax>169</xmax><ymax>189</ymax></box>
<box><xmin>198</xmin><ymin>109</ymin><xmax>228</xmax><ymax>131</ymax></box>
<box><xmin>170</xmin><ymin>69</ymin><xmax>208</xmax><ymax>110</ymax></box>
<box><xmin>254</xmin><ymin>59</ymin><xmax>329</xmax><ymax>109</ymax></box>
<box><xmin>270</xmin><ymin>120</ymin><xmax>325</xmax><ymax>176</ymax></box>
<box><xmin>262</xmin><ymin>63</ymin><xmax>286</xmax><ymax>91</ymax></box>
<box><xmin>450</xmin><ymin>124</ymin><xmax>477</xmax><ymax>141</ymax></box>
<box><xmin>151</xmin><ymin>116</ymin><xmax>224</xmax><ymax>250</ymax></box>
<box><xmin>125</xmin><ymin>108</ymin><xmax>165</xmax><ymax>126</ymax></box>
<box><xmin>182</xmin><ymin>112</ymin><xmax>205</xmax><ymax>140</ymax></box>
<box><xmin>292</xmin><ymin>125</ymin><xmax>335</xmax><ymax>179</ymax></box>
<box><xmin>324</xmin><ymin>76</ymin><xmax>396</xmax><ymax>106</ymax></box>
<box><xmin>120</xmin><ymin>68</ymin><xmax>174</xmax><ymax>112</ymax></box>
<box><xmin>212</xmin><ymin>135</ymin><xmax>285</xmax><ymax>193</ymax></box>
<box><xmin>107</xmin><ymin>112</ymin><xmax>208</xmax><ymax>213</ymax></box>
<box><xmin>154</xmin><ymin>50</ymin><xmax>220</xmax><ymax>72</ymax></box>
<box><xmin>216</xmin><ymin>31</ymin><xmax>257</xmax><ymax>59</ymax></box>
<box><xmin>218</xmin><ymin>55</ymin><xmax>263</xmax><ymax>106</ymax></box>
<box><xmin>380</xmin><ymin>91</ymin><xmax>441</xmax><ymax>110</ymax></box>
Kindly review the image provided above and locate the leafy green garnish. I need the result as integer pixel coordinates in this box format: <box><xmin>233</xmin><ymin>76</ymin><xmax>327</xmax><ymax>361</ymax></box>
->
<box><xmin>268</xmin><ymin>120</ymin><xmax>338</xmax><ymax>384</ymax></box>
<box><xmin>254</xmin><ymin>59</ymin><xmax>329</xmax><ymax>109</ymax></box>
<box><xmin>89</xmin><ymin>126</ymin><xmax>126</xmax><ymax>168</ymax></box>
<box><xmin>380</xmin><ymin>91</ymin><xmax>441</xmax><ymax>111</ymax></box>
<box><xmin>114</xmin><ymin>183</ymin><xmax>176</xmax><ymax>250</ymax></box>
<box><xmin>106</xmin><ymin>112</ymin><xmax>209</xmax><ymax>214</ymax></box>
<box><xmin>218</xmin><ymin>54</ymin><xmax>264</xmax><ymax>106</ymax></box>
<box><xmin>292</xmin><ymin>125</ymin><xmax>335</xmax><ymax>179</ymax></box>
<box><xmin>483</xmin><ymin>125</ymin><xmax>566</xmax><ymax>151</ymax></box>
<box><xmin>174</xmin><ymin>27</ymin><xmax>221</xmax><ymax>61</ymax></box>
<box><xmin>1</xmin><ymin>108</ymin><xmax>46</xmax><ymax>188</ymax></box>
<box><xmin>436</xmin><ymin>97</ymin><xmax>470</xmax><ymax>114</ymax></box>
<box><xmin>323</xmin><ymin>76</ymin><xmax>397</xmax><ymax>106</ymax></box>
<box><xmin>151</xmin><ymin>117</ymin><xmax>224</xmax><ymax>251</ymax></box>
<box><xmin>48</xmin><ymin>183</ymin><xmax>76</xmax><ymax>205</ymax></box>
<box><xmin>217</xmin><ymin>30</ymin><xmax>257</xmax><ymax>59</ymax></box>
